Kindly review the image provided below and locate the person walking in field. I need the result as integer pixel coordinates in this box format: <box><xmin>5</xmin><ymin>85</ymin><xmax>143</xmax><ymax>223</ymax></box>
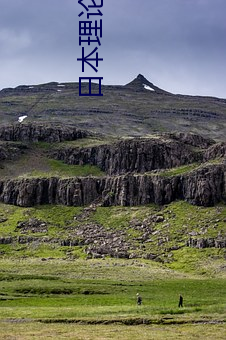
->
<box><xmin>178</xmin><ymin>294</ymin><xmax>183</xmax><ymax>307</ymax></box>
<box><xmin>136</xmin><ymin>293</ymin><xmax>142</xmax><ymax>306</ymax></box>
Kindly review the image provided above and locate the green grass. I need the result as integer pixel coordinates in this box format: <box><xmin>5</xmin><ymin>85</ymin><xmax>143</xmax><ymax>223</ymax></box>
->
<box><xmin>0</xmin><ymin>258</ymin><xmax>225</xmax><ymax>327</ymax></box>
<box><xmin>168</xmin><ymin>247</ymin><xmax>226</xmax><ymax>276</ymax></box>
<box><xmin>92</xmin><ymin>205</ymin><xmax>159</xmax><ymax>230</ymax></box>
<box><xmin>0</xmin><ymin>204</ymin><xmax>27</xmax><ymax>235</ymax></box>
<box><xmin>0</xmin><ymin>183</ymin><xmax>224</xmax><ymax>337</ymax></box>
<box><xmin>0</xmin><ymin>201</ymin><xmax>225</xmax><ymax>276</ymax></box>
<box><xmin>157</xmin><ymin>163</ymin><xmax>200</xmax><ymax>177</ymax></box>
<box><xmin>0</xmin><ymin>204</ymin><xmax>82</xmax><ymax>236</ymax></box>
<box><xmin>28</xmin><ymin>205</ymin><xmax>82</xmax><ymax>226</ymax></box>
<box><xmin>58</xmin><ymin>137</ymin><xmax>115</xmax><ymax>148</ymax></box>
<box><xmin>22</xmin><ymin>159</ymin><xmax>105</xmax><ymax>178</ymax></box>
<box><xmin>90</xmin><ymin>202</ymin><xmax>226</xmax><ymax>273</ymax></box>
<box><xmin>152</xmin><ymin>159</ymin><xmax>224</xmax><ymax>178</ymax></box>
<box><xmin>33</xmin><ymin>136</ymin><xmax>116</xmax><ymax>150</ymax></box>
<box><xmin>0</xmin><ymin>323</ymin><xmax>225</xmax><ymax>340</ymax></box>
<box><xmin>0</xmin><ymin>141</ymin><xmax>105</xmax><ymax>179</ymax></box>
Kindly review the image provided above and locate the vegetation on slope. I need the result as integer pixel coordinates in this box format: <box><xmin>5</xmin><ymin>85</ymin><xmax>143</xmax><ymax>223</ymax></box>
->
<box><xmin>0</xmin><ymin>201</ymin><xmax>225</xmax><ymax>277</ymax></box>
<box><xmin>0</xmin><ymin>141</ymin><xmax>105</xmax><ymax>179</ymax></box>
<box><xmin>0</xmin><ymin>162</ymin><xmax>225</xmax><ymax>338</ymax></box>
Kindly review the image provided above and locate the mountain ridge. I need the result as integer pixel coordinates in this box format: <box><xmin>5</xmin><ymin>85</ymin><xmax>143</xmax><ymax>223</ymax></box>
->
<box><xmin>0</xmin><ymin>74</ymin><xmax>226</xmax><ymax>140</ymax></box>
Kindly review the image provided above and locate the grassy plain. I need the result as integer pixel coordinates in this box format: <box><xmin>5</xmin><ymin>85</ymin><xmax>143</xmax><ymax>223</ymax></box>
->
<box><xmin>0</xmin><ymin>257</ymin><xmax>225</xmax><ymax>339</ymax></box>
<box><xmin>0</xmin><ymin>322</ymin><xmax>225</xmax><ymax>340</ymax></box>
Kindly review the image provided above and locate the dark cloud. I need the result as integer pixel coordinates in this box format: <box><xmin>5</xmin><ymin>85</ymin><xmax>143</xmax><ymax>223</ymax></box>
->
<box><xmin>0</xmin><ymin>0</ymin><xmax>226</xmax><ymax>97</ymax></box>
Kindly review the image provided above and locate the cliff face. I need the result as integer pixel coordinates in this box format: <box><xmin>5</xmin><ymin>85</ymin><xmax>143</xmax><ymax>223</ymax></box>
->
<box><xmin>181</xmin><ymin>165</ymin><xmax>226</xmax><ymax>205</ymax></box>
<box><xmin>165</xmin><ymin>132</ymin><xmax>214</xmax><ymax>149</ymax></box>
<box><xmin>0</xmin><ymin>164</ymin><xmax>225</xmax><ymax>207</ymax></box>
<box><xmin>0</xmin><ymin>126</ymin><xmax>225</xmax><ymax>208</ymax></box>
<box><xmin>52</xmin><ymin>138</ymin><xmax>203</xmax><ymax>175</ymax></box>
<box><xmin>0</xmin><ymin>124</ymin><xmax>89</xmax><ymax>142</ymax></box>
<box><xmin>204</xmin><ymin>142</ymin><xmax>226</xmax><ymax>160</ymax></box>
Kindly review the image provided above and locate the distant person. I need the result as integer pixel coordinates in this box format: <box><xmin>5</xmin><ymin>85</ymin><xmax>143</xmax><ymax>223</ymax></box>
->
<box><xmin>137</xmin><ymin>293</ymin><xmax>142</xmax><ymax>306</ymax></box>
<box><xmin>178</xmin><ymin>294</ymin><xmax>183</xmax><ymax>308</ymax></box>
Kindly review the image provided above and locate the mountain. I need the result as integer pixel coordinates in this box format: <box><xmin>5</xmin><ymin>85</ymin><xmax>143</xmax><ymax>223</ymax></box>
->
<box><xmin>125</xmin><ymin>74</ymin><xmax>171</xmax><ymax>94</ymax></box>
<box><xmin>0</xmin><ymin>74</ymin><xmax>226</xmax><ymax>140</ymax></box>
<box><xmin>0</xmin><ymin>74</ymin><xmax>225</xmax><ymax>330</ymax></box>
<box><xmin>0</xmin><ymin>73</ymin><xmax>225</xmax><ymax>266</ymax></box>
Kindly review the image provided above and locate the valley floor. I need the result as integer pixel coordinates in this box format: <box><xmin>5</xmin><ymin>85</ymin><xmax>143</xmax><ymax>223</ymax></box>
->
<box><xmin>0</xmin><ymin>322</ymin><xmax>225</xmax><ymax>340</ymax></box>
<box><xmin>0</xmin><ymin>257</ymin><xmax>225</xmax><ymax>339</ymax></box>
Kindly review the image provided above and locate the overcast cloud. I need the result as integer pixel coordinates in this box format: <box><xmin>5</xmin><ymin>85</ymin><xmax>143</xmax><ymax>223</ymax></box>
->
<box><xmin>0</xmin><ymin>0</ymin><xmax>225</xmax><ymax>97</ymax></box>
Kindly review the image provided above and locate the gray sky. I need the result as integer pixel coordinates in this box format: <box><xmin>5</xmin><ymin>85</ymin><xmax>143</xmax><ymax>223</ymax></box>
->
<box><xmin>0</xmin><ymin>0</ymin><xmax>226</xmax><ymax>97</ymax></box>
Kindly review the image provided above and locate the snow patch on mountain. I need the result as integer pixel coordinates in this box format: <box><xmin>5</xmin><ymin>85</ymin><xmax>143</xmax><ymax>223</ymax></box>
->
<box><xmin>143</xmin><ymin>84</ymin><xmax>155</xmax><ymax>91</ymax></box>
<box><xmin>18</xmin><ymin>115</ymin><xmax>27</xmax><ymax>123</ymax></box>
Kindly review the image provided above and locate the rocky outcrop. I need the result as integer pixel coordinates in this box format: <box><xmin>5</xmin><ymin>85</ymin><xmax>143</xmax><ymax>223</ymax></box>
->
<box><xmin>165</xmin><ymin>132</ymin><xmax>215</xmax><ymax>149</ymax></box>
<box><xmin>16</xmin><ymin>218</ymin><xmax>48</xmax><ymax>233</ymax></box>
<box><xmin>0</xmin><ymin>237</ymin><xmax>13</xmax><ymax>244</ymax></box>
<box><xmin>52</xmin><ymin>133</ymin><xmax>224</xmax><ymax>177</ymax></box>
<box><xmin>1</xmin><ymin>218</ymin><xmax>225</xmax><ymax>259</ymax></box>
<box><xmin>0</xmin><ymin>164</ymin><xmax>225</xmax><ymax>207</ymax></box>
<box><xmin>0</xmin><ymin>142</ymin><xmax>28</xmax><ymax>161</ymax></box>
<box><xmin>0</xmin><ymin>124</ymin><xmax>90</xmax><ymax>143</ymax></box>
<box><xmin>204</xmin><ymin>142</ymin><xmax>226</xmax><ymax>160</ymax></box>
<box><xmin>52</xmin><ymin>138</ymin><xmax>203</xmax><ymax>175</ymax></box>
<box><xmin>0</xmin><ymin>129</ymin><xmax>225</xmax><ymax>208</ymax></box>
<box><xmin>181</xmin><ymin>165</ymin><xmax>226</xmax><ymax>205</ymax></box>
<box><xmin>0</xmin><ymin>236</ymin><xmax>79</xmax><ymax>246</ymax></box>
<box><xmin>187</xmin><ymin>237</ymin><xmax>226</xmax><ymax>249</ymax></box>
<box><xmin>0</xmin><ymin>177</ymin><xmax>102</xmax><ymax>207</ymax></box>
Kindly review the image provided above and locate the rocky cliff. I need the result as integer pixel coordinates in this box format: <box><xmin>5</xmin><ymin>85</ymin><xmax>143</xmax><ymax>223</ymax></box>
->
<box><xmin>204</xmin><ymin>142</ymin><xmax>226</xmax><ymax>160</ymax></box>
<box><xmin>0</xmin><ymin>123</ymin><xmax>90</xmax><ymax>142</ymax></box>
<box><xmin>52</xmin><ymin>137</ymin><xmax>203</xmax><ymax>175</ymax></box>
<box><xmin>0</xmin><ymin>164</ymin><xmax>225</xmax><ymax>207</ymax></box>
<box><xmin>164</xmin><ymin>132</ymin><xmax>215</xmax><ymax>149</ymax></box>
<box><xmin>0</xmin><ymin>142</ymin><xmax>28</xmax><ymax>161</ymax></box>
<box><xmin>0</xmin><ymin>126</ymin><xmax>225</xmax><ymax>208</ymax></box>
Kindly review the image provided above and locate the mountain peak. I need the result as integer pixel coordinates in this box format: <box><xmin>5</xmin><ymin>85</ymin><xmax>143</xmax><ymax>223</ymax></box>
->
<box><xmin>125</xmin><ymin>74</ymin><xmax>171</xmax><ymax>94</ymax></box>
<box><xmin>137</xmin><ymin>73</ymin><xmax>146</xmax><ymax>80</ymax></box>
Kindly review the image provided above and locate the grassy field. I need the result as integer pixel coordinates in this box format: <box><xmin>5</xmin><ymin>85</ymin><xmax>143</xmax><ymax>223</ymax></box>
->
<box><xmin>0</xmin><ymin>258</ymin><xmax>225</xmax><ymax>339</ymax></box>
<box><xmin>0</xmin><ymin>322</ymin><xmax>225</xmax><ymax>339</ymax></box>
<box><xmin>0</xmin><ymin>322</ymin><xmax>226</xmax><ymax>340</ymax></box>
<box><xmin>24</xmin><ymin>159</ymin><xmax>104</xmax><ymax>178</ymax></box>
<box><xmin>0</xmin><ymin>194</ymin><xmax>225</xmax><ymax>338</ymax></box>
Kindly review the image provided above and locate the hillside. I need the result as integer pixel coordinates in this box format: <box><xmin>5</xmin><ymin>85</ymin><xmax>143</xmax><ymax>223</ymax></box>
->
<box><xmin>1</xmin><ymin>74</ymin><xmax>226</xmax><ymax>140</ymax></box>
<box><xmin>0</xmin><ymin>124</ymin><xmax>226</xmax><ymax>207</ymax></box>
<box><xmin>0</xmin><ymin>124</ymin><xmax>225</xmax><ymax>268</ymax></box>
<box><xmin>0</xmin><ymin>81</ymin><xmax>226</xmax><ymax>335</ymax></box>
<box><xmin>0</xmin><ymin>77</ymin><xmax>225</xmax><ymax>269</ymax></box>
